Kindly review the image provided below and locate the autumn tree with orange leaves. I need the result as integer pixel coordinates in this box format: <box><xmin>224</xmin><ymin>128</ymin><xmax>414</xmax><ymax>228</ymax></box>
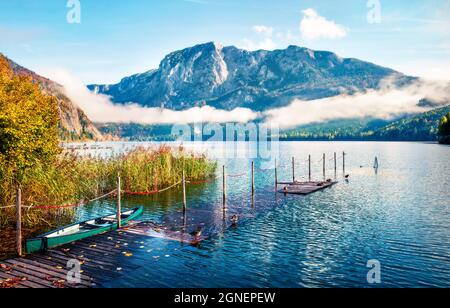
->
<box><xmin>0</xmin><ymin>55</ymin><xmax>61</xmax><ymax>188</ymax></box>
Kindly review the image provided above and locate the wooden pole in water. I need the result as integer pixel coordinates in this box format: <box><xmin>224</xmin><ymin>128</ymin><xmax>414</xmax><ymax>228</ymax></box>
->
<box><xmin>308</xmin><ymin>155</ymin><xmax>311</xmax><ymax>182</ymax></box>
<box><xmin>223</xmin><ymin>165</ymin><xmax>227</xmax><ymax>209</ymax></box>
<box><xmin>292</xmin><ymin>157</ymin><xmax>296</xmax><ymax>183</ymax></box>
<box><xmin>343</xmin><ymin>152</ymin><xmax>346</xmax><ymax>175</ymax></box>
<box><xmin>251</xmin><ymin>161</ymin><xmax>255</xmax><ymax>197</ymax></box>
<box><xmin>16</xmin><ymin>186</ymin><xmax>22</xmax><ymax>257</ymax></box>
<box><xmin>323</xmin><ymin>153</ymin><xmax>326</xmax><ymax>180</ymax></box>
<box><xmin>334</xmin><ymin>152</ymin><xmax>337</xmax><ymax>176</ymax></box>
<box><xmin>182</xmin><ymin>169</ymin><xmax>187</xmax><ymax>212</ymax></box>
<box><xmin>117</xmin><ymin>175</ymin><xmax>121</xmax><ymax>229</ymax></box>
<box><xmin>275</xmin><ymin>159</ymin><xmax>278</xmax><ymax>191</ymax></box>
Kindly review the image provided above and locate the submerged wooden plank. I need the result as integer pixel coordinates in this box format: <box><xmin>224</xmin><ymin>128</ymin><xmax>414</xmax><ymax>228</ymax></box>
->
<box><xmin>278</xmin><ymin>181</ymin><xmax>338</xmax><ymax>195</ymax></box>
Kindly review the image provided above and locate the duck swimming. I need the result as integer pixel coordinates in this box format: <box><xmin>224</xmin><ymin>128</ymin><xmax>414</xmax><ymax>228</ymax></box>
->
<box><xmin>191</xmin><ymin>227</ymin><xmax>203</xmax><ymax>238</ymax></box>
<box><xmin>231</xmin><ymin>215</ymin><xmax>239</xmax><ymax>225</ymax></box>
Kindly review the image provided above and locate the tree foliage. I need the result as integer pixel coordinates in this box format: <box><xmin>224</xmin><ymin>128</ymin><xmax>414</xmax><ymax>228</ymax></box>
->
<box><xmin>438</xmin><ymin>112</ymin><xmax>450</xmax><ymax>137</ymax></box>
<box><xmin>0</xmin><ymin>56</ymin><xmax>61</xmax><ymax>183</ymax></box>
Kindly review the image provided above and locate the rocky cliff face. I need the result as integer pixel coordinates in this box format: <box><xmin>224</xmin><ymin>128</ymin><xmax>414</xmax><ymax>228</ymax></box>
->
<box><xmin>90</xmin><ymin>42</ymin><xmax>414</xmax><ymax>111</ymax></box>
<box><xmin>3</xmin><ymin>55</ymin><xmax>103</xmax><ymax>141</ymax></box>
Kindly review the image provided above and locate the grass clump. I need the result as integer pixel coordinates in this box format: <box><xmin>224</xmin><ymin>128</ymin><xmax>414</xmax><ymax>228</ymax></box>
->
<box><xmin>0</xmin><ymin>146</ymin><xmax>216</xmax><ymax>259</ymax></box>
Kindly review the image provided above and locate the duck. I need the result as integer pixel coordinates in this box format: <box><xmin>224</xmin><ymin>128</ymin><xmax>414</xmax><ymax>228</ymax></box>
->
<box><xmin>191</xmin><ymin>227</ymin><xmax>203</xmax><ymax>238</ymax></box>
<box><xmin>231</xmin><ymin>215</ymin><xmax>239</xmax><ymax>225</ymax></box>
<box><xmin>345</xmin><ymin>174</ymin><xmax>350</xmax><ymax>179</ymax></box>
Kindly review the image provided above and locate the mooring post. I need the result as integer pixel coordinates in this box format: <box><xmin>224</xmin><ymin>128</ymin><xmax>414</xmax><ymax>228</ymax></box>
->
<box><xmin>16</xmin><ymin>186</ymin><xmax>22</xmax><ymax>257</ymax></box>
<box><xmin>275</xmin><ymin>159</ymin><xmax>278</xmax><ymax>191</ymax></box>
<box><xmin>182</xmin><ymin>210</ymin><xmax>187</xmax><ymax>232</ymax></box>
<box><xmin>334</xmin><ymin>152</ymin><xmax>337</xmax><ymax>176</ymax></box>
<box><xmin>117</xmin><ymin>175</ymin><xmax>121</xmax><ymax>229</ymax></box>
<box><xmin>343</xmin><ymin>152</ymin><xmax>346</xmax><ymax>175</ymax></box>
<box><xmin>292</xmin><ymin>157</ymin><xmax>296</xmax><ymax>183</ymax></box>
<box><xmin>182</xmin><ymin>169</ymin><xmax>187</xmax><ymax>212</ymax></box>
<box><xmin>323</xmin><ymin>153</ymin><xmax>326</xmax><ymax>180</ymax></box>
<box><xmin>223</xmin><ymin>165</ymin><xmax>227</xmax><ymax>209</ymax></box>
<box><xmin>251</xmin><ymin>161</ymin><xmax>255</xmax><ymax>197</ymax></box>
<box><xmin>308</xmin><ymin>155</ymin><xmax>312</xmax><ymax>182</ymax></box>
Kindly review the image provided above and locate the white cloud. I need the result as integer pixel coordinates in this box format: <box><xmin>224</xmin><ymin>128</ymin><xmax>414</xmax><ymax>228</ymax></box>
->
<box><xmin>276</xmin><ymin>30</ymin><xmax>297</xmax><ymax>42</ymax></box>
<box><xmin>252</xmin><ymin>25</ymin><xmax>274</xmax><ymax>36</ymax></box>
<box><xmin>241</xmin><ymin>25</ymin><xmax>277</xmax><ymax>51</ymax></box>
<box><xmin>300</xmin><ymin>8</ymin><xmax>348</xmax><ymax>40</ymax></box>
<box><xmin>41</xmin><ymin>68</ymin><xmax>259</xmax><ymax>125</ymax></box>
<box><xmin>264</xmin><ymin>78</ymin><xmax>450</xmax><ymax>129</ymax></box>
<box><xmin>241</xmin><ymin>37</ymin><xmax>277</xmax><ymax>51</ymax></box>
<box><xmin>392</xmin><ymin>60</ymin><xmax>450</xmax><ymax>82</ymax></box>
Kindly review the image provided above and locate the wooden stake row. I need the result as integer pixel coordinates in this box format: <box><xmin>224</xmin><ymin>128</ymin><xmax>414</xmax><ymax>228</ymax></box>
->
<box><xmin>274</xmin><ymin>152</ymin><xmax>347</xmax><ymax>190</ymax></box>
<box><xmin>15</xmin><ymin>153</ymin><xmax>348</xmax><ymax>256</ymax></box>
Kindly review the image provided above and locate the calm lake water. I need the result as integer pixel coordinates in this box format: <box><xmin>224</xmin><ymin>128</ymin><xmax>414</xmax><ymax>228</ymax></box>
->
<box><xmin>71</xmin><ymin>141</ymin><xmax>450</xmax><ymax>288</ymax></box>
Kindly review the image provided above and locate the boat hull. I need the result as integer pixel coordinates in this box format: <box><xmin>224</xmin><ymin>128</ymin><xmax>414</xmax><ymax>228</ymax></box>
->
<box><xmin>25</xmin><ymin>207</ymin><xmax>143</xmax><ymax>254</ymax></box>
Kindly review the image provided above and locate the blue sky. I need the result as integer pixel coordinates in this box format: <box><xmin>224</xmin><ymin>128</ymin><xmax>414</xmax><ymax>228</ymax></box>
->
<box><xmin>0</xmin><ymin>0</ymin><xmax>449</xmax><ymax>84</ymax></box>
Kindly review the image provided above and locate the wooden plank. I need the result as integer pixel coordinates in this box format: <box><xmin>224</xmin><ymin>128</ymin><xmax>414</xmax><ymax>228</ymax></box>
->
<box><xmin>63</xmin><ymin>242</ymin><xmax>148</xmax><ymax>265</ymax></box>
<box><xmin>6</xmin><ymin>258</ymin><xmax>93</xmax><ymax>287</ymax></box>
<box><xmin>30</xmin><ymin>253</ymin><xmax>119</xmax><ymax>280</ymax></box>
<box><xmin>4</xmin><ymin>220</ymin><xmax>202</xmax><ymax>288</ymax></box>
<box><xmin>24</xmin><ymin>255</ymin><xmax>99</xmax><ymax>280</ymax></box>
<box><xmin>9</xmin><ymin>258</ymin><xmax>81</xmax><ymax>279</ymax></box>
<box><xmin>45</xmin><ymin>250</ymin><xmax>117</xmax><ymax>271</ymax></box>
<box><xmin>0</xmin><ymin>270</ymin><xmax>45</xmax><ymax>288</ymax></box>
<box><xmin>1</xmin><ymin>262</ymin><xmax>58</xmax><ymax>288</ymax></box>
<box><xmin>278</xmin><ymin>181</ymin><xmax>338</xmax><ymax>195</ymax></box>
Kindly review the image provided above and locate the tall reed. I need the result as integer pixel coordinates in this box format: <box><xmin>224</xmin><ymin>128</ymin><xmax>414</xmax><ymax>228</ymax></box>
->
<box><xmin>0</xmin><ymin>146</ymin><xmax>217</xmax><ymax>257</ymax></box>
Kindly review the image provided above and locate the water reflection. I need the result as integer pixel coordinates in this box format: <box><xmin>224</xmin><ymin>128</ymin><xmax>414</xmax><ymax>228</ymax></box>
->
<box><xmin>69</xmin><ymin>141</ymin><xmax>449</xmax><ymax>288</ymax></box>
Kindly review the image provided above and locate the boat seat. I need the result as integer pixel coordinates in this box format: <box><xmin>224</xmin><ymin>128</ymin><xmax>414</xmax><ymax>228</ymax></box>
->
<box><xmin>85</xmin><ymin>219</ymin><xmax>113</xmax><ymax>228</ymax></box>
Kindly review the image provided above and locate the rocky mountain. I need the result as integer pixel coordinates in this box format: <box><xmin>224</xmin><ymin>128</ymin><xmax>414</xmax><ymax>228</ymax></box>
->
<box><xmin>89</xmin><ymin>42</ymin><xmax>414</xmax><ymax>111</ymax></box>
<box><xmin>2</xmin><ymin>55</ymin><xmax>103</xmax><ymax>141</ymax></box>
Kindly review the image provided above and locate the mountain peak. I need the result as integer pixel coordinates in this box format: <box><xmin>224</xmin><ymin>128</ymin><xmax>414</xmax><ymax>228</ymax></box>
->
<box><xmin>89</xmin><ymin>43</ymin><xmax>412</xmax><ymax>111</ymax></box>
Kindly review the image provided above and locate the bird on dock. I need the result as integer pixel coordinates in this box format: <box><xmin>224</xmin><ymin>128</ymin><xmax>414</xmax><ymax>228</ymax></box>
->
<box><xmin>191</xmin><ymin>227</ymin><xmax>203</xmax><ymax>238</ymax></box>
<box><xmin>345</xmin><ymin>174</ymin><xmax>350</xmax><ymax>179</ymax></box>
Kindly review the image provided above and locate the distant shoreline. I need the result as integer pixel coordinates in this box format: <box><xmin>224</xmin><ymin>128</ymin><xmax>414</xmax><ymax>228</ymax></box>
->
<box><xmin>61</xmin><ymin>140</ymin><xmax>443</xmax><ymax>145</ymax></box>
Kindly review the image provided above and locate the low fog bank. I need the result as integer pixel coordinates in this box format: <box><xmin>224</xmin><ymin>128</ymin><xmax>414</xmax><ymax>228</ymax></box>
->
<box><xmin>45</xmin><ymin>69</ymin><xmax>449</xmax><ymax>129</ymax></box>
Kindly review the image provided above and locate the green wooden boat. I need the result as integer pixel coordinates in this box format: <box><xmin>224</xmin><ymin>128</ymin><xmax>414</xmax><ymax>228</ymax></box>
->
<box><xmin>26</xmin><ymin>207</ymin><xmax>143</xmax><ymax>254</ymax></box>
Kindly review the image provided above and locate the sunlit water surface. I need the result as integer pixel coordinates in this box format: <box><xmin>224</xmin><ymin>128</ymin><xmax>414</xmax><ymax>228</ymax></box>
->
<box><xmin>69</xmin><ymin>142</ymin><xmax>449</xmax><ymax>288</ymax></box>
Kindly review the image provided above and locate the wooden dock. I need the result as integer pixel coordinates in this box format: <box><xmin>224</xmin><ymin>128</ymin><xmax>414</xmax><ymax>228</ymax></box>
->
<box><xmin>0</xmin><ymin>221</ymin><xmax>197</xmax><ymax>289</ymax></box>
<box><xmin>278</xmin><ymin>181</ymin><xmax>338</xmax><ymax>195</ymax></box>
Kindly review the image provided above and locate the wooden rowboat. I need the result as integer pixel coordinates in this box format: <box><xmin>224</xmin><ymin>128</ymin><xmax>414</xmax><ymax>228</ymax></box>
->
<box><xmin>26</xmin><ymin>207</ymin><xmax>144</xmax><ymax>254</ymax></box>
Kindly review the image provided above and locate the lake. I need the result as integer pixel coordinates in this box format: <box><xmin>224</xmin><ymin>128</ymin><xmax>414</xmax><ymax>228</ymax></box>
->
<box><xmin>71</xmin><ymin>141</ymin><xmax>450</xmax><ymax>288</ymax></box>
